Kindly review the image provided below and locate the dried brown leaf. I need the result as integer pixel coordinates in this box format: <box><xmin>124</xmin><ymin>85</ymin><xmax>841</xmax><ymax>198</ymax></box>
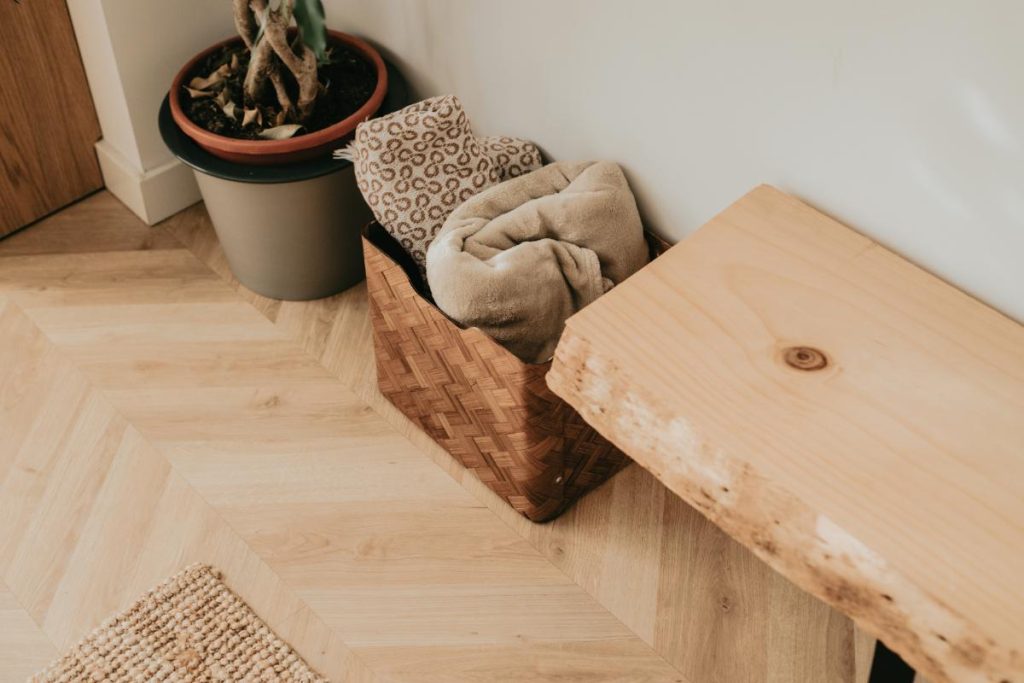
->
<box><xmin>185</xmin><ymin>87</ymin><xmax>214</xmax><ymax>99</ymax></box>
<box><xmin>258</xmin><ymin>124</ymin><xmax>303</xmax><ymax>140</ymax></box>
<box><xmin>222</xmin><ymin>101</ymin><xmax>237</xmax><ymax>121</ymax></box>
<box><xmin>189</xmin><ymin>63</ymin><xmax>229</xmax><ymax>90</ymax></box>
<box><xmin>242</xmin><ymin>108</ymin><xmax>259</xmax><ymax>127</ymax></box>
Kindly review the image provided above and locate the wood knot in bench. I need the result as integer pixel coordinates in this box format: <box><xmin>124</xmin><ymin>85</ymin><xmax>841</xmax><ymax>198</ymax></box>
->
<box><xmin>783</xmin><ymin>346</ymin><xmax>828</xmax><ymax>371</ymax></box>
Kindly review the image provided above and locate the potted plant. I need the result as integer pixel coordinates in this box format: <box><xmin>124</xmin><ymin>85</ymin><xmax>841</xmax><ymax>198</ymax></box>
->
<box><xmin>160</xmin><ymin>0</ymin><xmax>406</xmax><ymax>300</ymax></box>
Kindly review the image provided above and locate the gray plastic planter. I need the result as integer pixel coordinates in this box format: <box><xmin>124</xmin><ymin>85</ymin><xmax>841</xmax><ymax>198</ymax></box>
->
<box><xmin>193</xmin><ymin>167</ymin><xmax>370</xmax><ymax>300</ymax></box>
<box><xmin>158</xmin><ymin>62</ymin><xmax>407</xmax><ymax>300</ymax></box>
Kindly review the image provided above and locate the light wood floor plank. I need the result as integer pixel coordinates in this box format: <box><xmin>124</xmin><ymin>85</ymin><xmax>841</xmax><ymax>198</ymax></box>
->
<box><xmin>167</xmin><ymin>200</ymin><xmax>867</xmax><ymax>683</ymax></box>
<box><xmin>0</xmin><ymin>192</ymin><xmax>180</xmax><ymax>257</ymax></box>
<box><xmin>0</xmin><ymin>195</ymin><xmax>688</xmax><ymax>681</ymax></box>
<box><xmin>357</xmin><ymin>640</ymin><xmax>688</xmax><ymax>683</ymax></box>
<box><xmin>0</xmin><ymin>580</ymin><xmax>58</xmax><ymax>682</ymax></box>
<box><xmin>0</xmin><ymin>306</ymin><xmax>370</xmax><ymax>682</ymax></box>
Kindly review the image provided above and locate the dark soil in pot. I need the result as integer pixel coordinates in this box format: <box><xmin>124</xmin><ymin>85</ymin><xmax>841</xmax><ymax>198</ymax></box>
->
<box><xmin>181</xmin><ymin>37</ymin><xmax>377</xmax><ymax>140</ymax></box>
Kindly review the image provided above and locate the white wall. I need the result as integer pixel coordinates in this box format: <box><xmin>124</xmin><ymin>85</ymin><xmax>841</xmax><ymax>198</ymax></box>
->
<box><xmin>327</xmin><ymin>0</ymin><xmax>1024</xmax><ymax>321</ymax></box>
<box><xmin>68</xmin><ymin>0</ymin><xmax>235</xmax><ymax>223</ymax></box>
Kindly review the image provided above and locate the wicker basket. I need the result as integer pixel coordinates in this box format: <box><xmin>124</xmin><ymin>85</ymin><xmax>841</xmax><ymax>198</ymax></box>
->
<box><xmin>362</xmin><ymin>222</ymin><xmax>662</xmax><ymax>522</ymax></box>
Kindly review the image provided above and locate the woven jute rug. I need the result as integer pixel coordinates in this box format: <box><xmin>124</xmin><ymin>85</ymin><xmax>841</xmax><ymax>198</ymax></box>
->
<box><xmin>32</xmin><ymin>564</ymin><xmax>327</xmax><ymax>682</ymax></box>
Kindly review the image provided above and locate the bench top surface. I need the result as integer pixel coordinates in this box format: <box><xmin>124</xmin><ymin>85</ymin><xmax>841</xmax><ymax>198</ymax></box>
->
<box><xmin>547</xmin><ymin>185</ymin><xmax>1024</xmax><ymax>683</ymax></box>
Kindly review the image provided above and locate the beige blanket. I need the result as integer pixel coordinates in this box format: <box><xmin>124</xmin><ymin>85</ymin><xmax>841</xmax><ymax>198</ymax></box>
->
<box><xmin>347</xmin><ymin>96</ymin><xmax>542</xmax><ymax>280</ymax></box>
<box><xmin>426</xmin><ymin>161</ymin><xmax>648</xmax><ymax>363</ymax></box>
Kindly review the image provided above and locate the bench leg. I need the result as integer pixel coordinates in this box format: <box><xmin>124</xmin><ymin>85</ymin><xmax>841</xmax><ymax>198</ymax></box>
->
<box><xmin>869</xmin><ymin>640</ymin><xmax>917</xmax><ymax>683</ymax></box>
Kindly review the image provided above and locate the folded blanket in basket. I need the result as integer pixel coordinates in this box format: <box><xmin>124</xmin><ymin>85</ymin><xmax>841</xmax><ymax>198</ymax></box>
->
<box><xmin>347</xmin><ymin>95</ymin><xmax>542</xmax><ymax>279</ymax></box>
<box><xmin>426</xmin><ymin>161</ymin><xmax>649</xmax><ymax>364</ymax></box>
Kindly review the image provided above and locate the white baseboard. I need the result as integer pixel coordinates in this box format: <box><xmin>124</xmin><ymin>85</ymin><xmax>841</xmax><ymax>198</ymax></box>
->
<box><xmin>96</xmin><ymin>140</ymin><xmax>201</xmax><ymax>225</ymax></box>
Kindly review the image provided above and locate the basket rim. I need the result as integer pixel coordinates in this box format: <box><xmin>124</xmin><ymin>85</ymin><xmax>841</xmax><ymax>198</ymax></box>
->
<box><xmin>361</xmin><ymin>221</ymin><xmax>556</xmax><ymax>369</ymax></box>
<box><xmin>360</xmin><ymin>221</ymin><xmax>669</xmax><ymax>368</ymax></box>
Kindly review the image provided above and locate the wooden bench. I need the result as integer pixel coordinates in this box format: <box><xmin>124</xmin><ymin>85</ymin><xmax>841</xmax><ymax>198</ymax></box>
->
<box><xmin>547</xmin><ymin>185</ymin><xmax>1024</xmax><ymax>683</ymax></box>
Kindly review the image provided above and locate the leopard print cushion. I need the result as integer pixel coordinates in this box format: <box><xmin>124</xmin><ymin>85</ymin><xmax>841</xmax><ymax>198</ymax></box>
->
<box><xmin>352</xmin><ymin>95</ymin><xmax>542</xmax><ymax>278</ymax></box>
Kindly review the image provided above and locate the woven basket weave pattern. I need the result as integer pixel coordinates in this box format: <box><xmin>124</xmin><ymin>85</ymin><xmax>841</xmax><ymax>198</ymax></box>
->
<box><xmin>363</xmin><ymin>226</ymin><xmax>633</xmax><ymax>521</ymax></box>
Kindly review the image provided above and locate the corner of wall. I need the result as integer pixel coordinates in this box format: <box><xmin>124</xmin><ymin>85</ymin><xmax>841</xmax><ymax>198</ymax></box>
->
<box><xmin>96</xmin><ymin>140</ymin><xmax>201</xmax><ymax>225</ymax></box>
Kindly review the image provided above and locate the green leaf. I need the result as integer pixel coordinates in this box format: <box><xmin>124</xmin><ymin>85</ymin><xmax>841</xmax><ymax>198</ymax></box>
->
<box><xmin>292</xmin><ymin>0</ymin><xmax>328</xmax><ymax>64</ymax></box>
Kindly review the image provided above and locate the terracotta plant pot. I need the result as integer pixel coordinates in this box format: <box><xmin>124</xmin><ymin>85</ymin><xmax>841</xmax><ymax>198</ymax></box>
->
<box><xmin>169</xmin><ymin>30</ymin><xmax>387</xmax><ymax>165</ymax></box>
<box><xmin>159</xmin><ymin>61</ymin><xmax>409</xmax><ymax>301</ymax></box>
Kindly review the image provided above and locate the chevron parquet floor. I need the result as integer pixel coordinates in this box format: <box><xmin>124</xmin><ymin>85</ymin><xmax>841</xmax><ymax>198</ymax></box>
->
<box><xmin>0</xmin><ymin>192</ymin><xmax>874</xmax><ymax>682</ymax></box>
